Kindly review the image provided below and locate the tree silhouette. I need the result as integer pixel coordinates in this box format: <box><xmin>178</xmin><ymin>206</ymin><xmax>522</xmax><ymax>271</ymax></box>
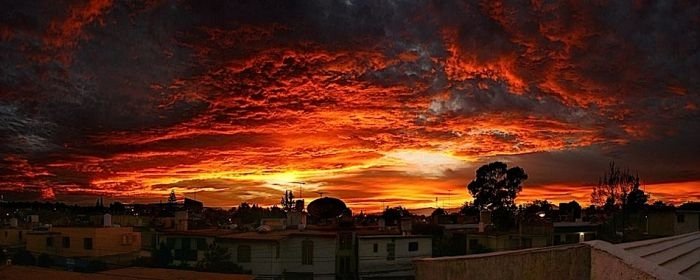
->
<box><xmin>459</xmin><ymin>202</ymin><xmax>479</xmax><ymax>216</ymax></box>
<box><xmin>168</xmin><ymin>190</ymin><xmax>177</xmax><ymax>205</ymax></box>
<box><xmin>591</xmin><ymin>162</ymin><xmax>649</xmax><ymax>241</ymax></box>
<box><xmin>281</xmin><ymin>190</ymin><xmax>295</xmax><ymax>211</ymax></box>
<box><xmin>467</xmin><ymin>162</ymin><xmax>527</xmax><ymax>211</ymax></box>
<box><xmin>431</xmin><ymin>208</ymin><xmax>447</xmax><ymax>217</ymax></box>
<box><xmin>626</xmin><ymin>180</ymin><xmax>648</xmax><ymax>212</ymax></box>
<box><xmin>591</xmin><ymin>162</ymin><xmax>643</xmax><ymax>208</ymax></box>
<box><xmin>382</xmin><ymin>206</ymin><xmax>412</xmax><ymax>225</ymax></box>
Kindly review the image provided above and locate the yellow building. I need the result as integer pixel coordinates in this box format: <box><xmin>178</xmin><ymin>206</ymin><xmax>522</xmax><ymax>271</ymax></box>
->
<box><xmin>0</xmin><ymin>228</ymin><xmax>27</xmax><ymax>247</ymax></box>
<box><xmin>25</xmin><ymin>226</ymin><xmax>141</xmax><ymax>261</ymax></box>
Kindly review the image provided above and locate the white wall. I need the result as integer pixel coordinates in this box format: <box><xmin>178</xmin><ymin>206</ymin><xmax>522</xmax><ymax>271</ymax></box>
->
<box><xmin>223</xmin><ymin>240</ymin><xmax>282</xmax><ymax>278</ymax></box>
<box><xmin>357</xmin><ymin>236</ymin><xmax>432</xmax><ymax>279</ymax></box>
<box><xmin>223</xmin><ymin>235</ymin><xmax>336</xmax><ymax>280</ymax></box>
<box><xmin>280</xmin><ymin>236</ymin><xmax>337</xmax><ymax>280</ymax></box>
<box><xmin>674</xmin><ymin>212</ymin><xmax>699</xmax><ymax>235</ymax></box>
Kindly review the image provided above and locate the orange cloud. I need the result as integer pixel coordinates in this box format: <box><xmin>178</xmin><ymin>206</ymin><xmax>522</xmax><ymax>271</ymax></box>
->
<box><xmin>1</xmin><ymin>1</ymin><xmax>698</xmax><ymax>211</ymax></box>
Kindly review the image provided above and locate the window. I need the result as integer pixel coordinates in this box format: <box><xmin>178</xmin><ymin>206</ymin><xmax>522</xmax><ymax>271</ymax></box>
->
<box><xmin>373</xmin><ymin>243</ymin><xmax>378</xmax><ymax>253</ymax></box>
<box><xmin>408</xmin><ymin>241</ymin><xmax>419</xmax><ymax>252</ymax></box>
<box><xmin>18</xmin><ymin>231</ymin><xmax>22</xmax><ymax>240</ymax></box>
<box><xmin>302</xmin><ymin>240</ymin><xmax>314</xmax><ymax>265</ymax></box>
<box><xmin>4</xmin><ymin>231</ymin><xmax>7</xmax><ymax>238</ymax></box>
<box><xmin>237</xmin><ymin>245</ymin><xmax>251</xmax><ymax>263</ymax></box>
<box><xmin>275</xmin><ymin>244</ymin><xmax>280</xmax><ymax>259</ymax></box>
<box><xmin>386</xmin><ymin>243</ymin><xmax>395</xmax><ymax>261</ymax></box>
<box><xmin>62</xmin><ymin>237</ymin><xmax>70</xmax><ymax>248</ymax></box>
<box><xmin>677</xmin><ymin>214</ymin><xmax>685</xmax><ymax>223</ymax></box>
<box><xmin>84</xmin><ymin>238</ymin><xmax>93</xmax><ymax>250</ymax></box>
<box><xmin>46</xmin><ymin>237</ymin><xmax>53</xmax><ymax>247</ymax></box>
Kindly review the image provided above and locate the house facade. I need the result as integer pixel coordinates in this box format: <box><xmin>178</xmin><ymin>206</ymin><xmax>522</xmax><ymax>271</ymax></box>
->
<box><xmin>25</xmin><ymin>226</ymin><xmax>141</xmax><ymax>265</ymax></box>
<box><xmin>356</xmin><ymin>234</ymin><xmax>432</xmax><ymax>280</ymax></box>
<box><xmin>159</xmin><ymin>229</ymin><xmax>338</xmax><ymax>280</ymax></box>
<box><xmin>0</xmin><ymin>227</ymin><xmax>27</xmax><ymax>248</ymax></box>
<box><xmin>647</xmin><ymin>209</ymin><xmax>700</xmax><ymax>236</ymax></box>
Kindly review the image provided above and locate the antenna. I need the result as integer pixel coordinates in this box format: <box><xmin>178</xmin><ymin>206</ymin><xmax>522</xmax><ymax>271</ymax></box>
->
<box><xmin>315</xmin><ymin>191</ymin><xmax>325</xmax><ymax>198</ymax></box>
<box><xmin>448</xmin><ymin>189</ymin><xmax>452</xmax><ymax>209</ymax></box>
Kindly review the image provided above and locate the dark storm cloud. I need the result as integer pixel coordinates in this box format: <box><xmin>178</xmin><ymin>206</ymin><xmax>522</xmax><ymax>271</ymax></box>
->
<box><xmin>0</xmin><ymin>0</ymin><xmax>698</xmax><ymax>205</ymax></box>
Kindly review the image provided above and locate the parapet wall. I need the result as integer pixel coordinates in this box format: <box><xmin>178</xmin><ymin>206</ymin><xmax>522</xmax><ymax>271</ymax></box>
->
<box><xmin>414</xmin><ymin>241</ymin><xmax>688</xmax><ymax>280</ymax></box>
<box><xmin>414</xmin><ymin>244</ymin><xmax>591</xmax><ymax>280</ymax></box>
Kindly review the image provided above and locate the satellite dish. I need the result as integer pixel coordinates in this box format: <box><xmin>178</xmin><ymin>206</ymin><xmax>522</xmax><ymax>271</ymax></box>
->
<box><xmin>307</xmin><ymin>197</ymin><xmax>347</xmax><ymax>219</ymax></box>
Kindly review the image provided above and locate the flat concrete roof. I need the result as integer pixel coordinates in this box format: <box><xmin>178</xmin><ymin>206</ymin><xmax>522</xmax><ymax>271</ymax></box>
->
<box><xmin>617</xmin><ymin>231</ymin><xmax>700</xmax><ymax>280</ymax></box>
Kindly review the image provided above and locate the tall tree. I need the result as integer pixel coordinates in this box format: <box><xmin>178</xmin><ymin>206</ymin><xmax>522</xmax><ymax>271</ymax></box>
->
<box><xmin>431</xmin><ymin>208</ymin><xmax>447</xmax><ymax>217</ymax></box>
<box><xmin>459</xmin><ymin>202</ymin><xmax>479</xmax><ymax>216</ymax></box>
<box><xmin>467</xmin><ymin>162</ymin><xmax>527</xmax><ymax>211</ymax></box>
<box><xmin>280</xmin><ymin>190</ymin><xmax>295</xmax><ymax>211</ymax></box>
<box><xmin>382</xmin><ymin>206</ymin><xmax>412</xmax><ymax>225</ymax></box>
<box><xmin>591</xmin><ymin>162</ymin><xmax>646</xmax><ymax>209</ymax></box>
<box><xmin>626</xmin><ymin>177</ymin><xmax>648</xmax><ymax>211</ymax></box>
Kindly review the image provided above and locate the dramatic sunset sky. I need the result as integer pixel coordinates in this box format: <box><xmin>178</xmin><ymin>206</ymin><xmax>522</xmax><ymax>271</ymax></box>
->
<box><xmin>1</xmin><ymin>1</ymin><xmax>699</xmax><ymax>211</ymax></box>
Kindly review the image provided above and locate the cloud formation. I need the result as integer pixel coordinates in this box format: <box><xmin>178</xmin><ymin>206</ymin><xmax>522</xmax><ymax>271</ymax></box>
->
<box><xmin>0</xmin><ymin>0</ymin><xmax>698</xmax><ymax>209</ymax></box>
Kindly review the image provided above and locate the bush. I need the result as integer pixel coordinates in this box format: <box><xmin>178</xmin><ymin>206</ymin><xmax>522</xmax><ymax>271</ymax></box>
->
<box><xmin>470</xmin><ymin>243</ymin><xmax>493</xmax><ymax>254</ymax></box>
<box><xmin>37</xmin><ymin>253</ymin><xmax>53</xmax><ymax>267</ymax></box>
<box><xmin>131</xmin><ymin>256</ymin><xmax>154</xmax><ymax>267</ymax></box>
<box><xmin>12</xmin><ymin>250</ymin><xmax>36</xmax><ymax>265</ymax></box>
<box><xmin>75</xmin><ymin>260</ymin><xmax>107</xmax><ymax>273</ymax></box>
<box><xmin>153</xmin><ymin>242</ymin><xmax>173</xmax><ymax>267</ymax></box>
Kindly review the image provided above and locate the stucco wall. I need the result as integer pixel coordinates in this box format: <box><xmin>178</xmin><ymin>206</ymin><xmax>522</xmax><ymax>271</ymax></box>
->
<box><xmin>414</xmin><ymin>244</ymin><xmax>591</xmax><ymax>280</ymax></box>
<box><xmin>27</xmin><ymin>227</ymin><xmax>140</xmax><ymax>257</ymax></box>
<box><xmin>222</xmin><ymin>240</ymin><xmax>282</xmax><ymax>278</ymax></box>
<box><xmin>648</xmin><ymin>212</ymin><xmax>676</xmax><ymax>236</ymax></box>
<box><xmin>358</xmin><ymin>236</ymin><xmax>432</xmax><ymax>279</ymax></box>
<box><xmin>0</xmin><ymin>228</ymin><xmax>26</xmax><ymax>246</ymax></box>
<box><xmin>280</xmin><ymin>236</ymin><xmax>337</xmax><ymax>280</ymax></box>
<box><xmin>674</xmin><ymin>212</ymin><xmax>699</xmax><ymax>235</ymax></box>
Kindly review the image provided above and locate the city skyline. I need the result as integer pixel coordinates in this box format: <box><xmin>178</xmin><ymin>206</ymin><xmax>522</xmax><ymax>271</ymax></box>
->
<box><xmin>1</xmin><ymin>1</ymin><xmax>699</xmax><ymax>211</ymax></box>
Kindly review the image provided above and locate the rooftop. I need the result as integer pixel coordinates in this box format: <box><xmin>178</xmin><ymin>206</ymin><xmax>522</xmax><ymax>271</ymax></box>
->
<box><xmin>617</xmin><ymin>231</ymin><xmax>700</xmax><ymax>279</ymax></box>
<box><xmin>160</xmin><ymin>228</ymin><xmax>338</xmax><ymax>241</ymax></box>
<box><xmin>413</xmin><ymin>233</ymin><xmax>700</xmax><ymax>280</ymax></box>
<box><xmin>0</xmin><ymin>266</ymin><xmax>255</xmax><ymax>280</ymax></box>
